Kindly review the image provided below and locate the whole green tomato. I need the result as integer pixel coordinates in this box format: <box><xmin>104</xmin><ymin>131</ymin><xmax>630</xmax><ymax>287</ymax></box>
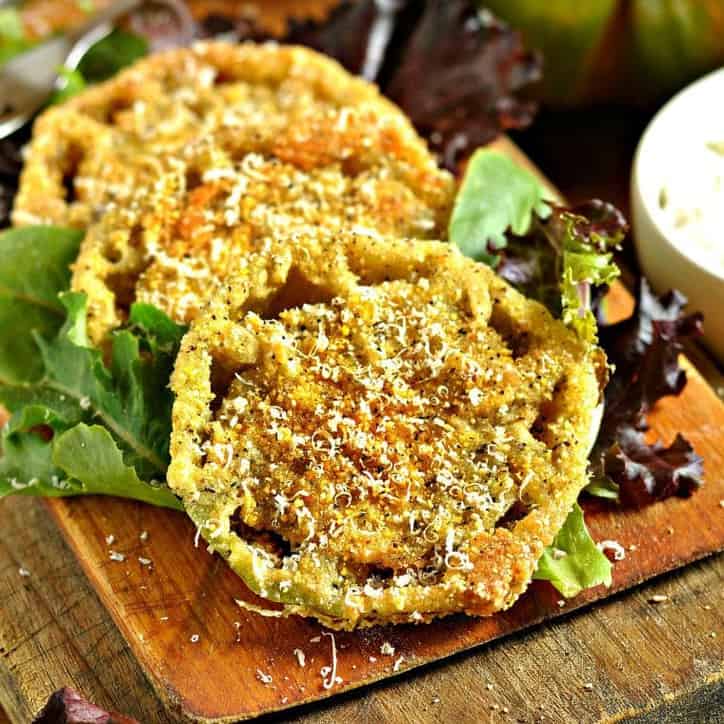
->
<box><xmin>483</xmin><ymin>0</ymin><xmax>724</xmax><ymax>106</ymax></box>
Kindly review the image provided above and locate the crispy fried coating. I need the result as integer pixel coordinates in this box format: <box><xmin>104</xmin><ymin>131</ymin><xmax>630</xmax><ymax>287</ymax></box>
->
<box><xmin>13</xmin><ymin>43</ymin><xmax>454</xmax><ymax>342</ymax></box>
<box><xmin>15</xmin><ymin>43</ymin><xmax>453</xmax><ymax>229</ymax></box>
<box><xmin>168</xmin><ymin>232</ymin><xmax>602</xmax><ymax>629</ymax></box>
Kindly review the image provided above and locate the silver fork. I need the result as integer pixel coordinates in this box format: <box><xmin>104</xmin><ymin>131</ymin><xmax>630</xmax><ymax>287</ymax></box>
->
<box><xmin>0</xmin><ymin>0</ymin><xmax>185</xmax><ymax>139</ymax></box>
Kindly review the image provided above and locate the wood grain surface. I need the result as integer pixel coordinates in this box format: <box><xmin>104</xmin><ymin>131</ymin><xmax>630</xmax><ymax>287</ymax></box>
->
<box><xmin>1</xmin><ymin>111</ymin><xmax>724</xmax><ymax>720</ymax></box>
<box><xmin>1</xmin><ymin>498</ymin><xmax>722</xmax><ymax>724</ymax></box>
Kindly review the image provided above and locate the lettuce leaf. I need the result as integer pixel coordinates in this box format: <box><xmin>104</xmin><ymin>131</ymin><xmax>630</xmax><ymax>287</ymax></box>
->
<box><xmin>50</xmin><ymin>67</ymin><xmax>87</xmax><ymax>106</ymax></box>
<box><xmin>588</xmin><ymin>280</ymin><xmax>704</xmax><ymax>505</ymax></box>
<box><xmin>450</xmin><ymin>149</ymin><xmax>551</xmax><ymax>265</ymax></box>
<box><xmin>533</xmin><ymin>503</ymin><xmax>612</xmax><ymax>597</ymax></box>
<box><xmin>50</xmin><ymin>29</ymin><xmax>148</xmax><ymax>105</ymax></box>
<box><xmin>0</xmin><ymin>421</ymin><xmax>181</xmax><ymax>510</ymax></box>
<box><xmin>53</xmin><ymin>423</ymin><xmax>182</xmax><ymax>509</ymax></box>
<box><xmin>450</xmin><ymin>148</ymin><xmax>624</xmax><ymax>345</ymax></box>
<box><xmin>0</xmin><ymin>292</ymin><xmax>184</xmax><ymax>480</ymax></box>
<box><xmin>0</xmin><ymin>8</ymin><xmax>32</xmax><ymax>66</ymax></box>
<box><xmin>76</xmin><ymin>28</ymin><xmax>148</xmax><ymax>83</ymax></box>
<box><xmin>0</xmin><ymin>226</ymin><xmax>83</xmax><ymax>385</ymax></box>
<box><xmin>34</xmin><ymin>686</ymin><xmax>139</xmax><ymax>724</ymax></box>
<box><xmin>550</xmin><ymin>202</ymin><xmax>624</xmax><ymax>344</ymax></box>
<box><xmin>0</xmin><ymin>226</ymin><xmax>184</xmax><ymax>509</ymax></box>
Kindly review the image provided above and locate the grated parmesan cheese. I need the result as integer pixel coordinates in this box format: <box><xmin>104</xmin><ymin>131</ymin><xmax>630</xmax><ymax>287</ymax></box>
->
<box><xmin>597</xmin><ymin>539</ymin><xmax>626</xmax><ymax>561</ymax></box>
<box><xmin>380</xmin><ymin>642</ymin><xmax>395</xmax><ymax>657</ymax></box>
<box><xmin>320</xmin><ymin>632</ymin><xmax>338</xmax><ymax>690</ymax></box>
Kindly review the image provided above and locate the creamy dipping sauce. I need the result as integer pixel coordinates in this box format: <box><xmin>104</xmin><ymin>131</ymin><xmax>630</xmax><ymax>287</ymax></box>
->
<box><xmin>657</xmin><ymin>140</ymin><xmax>724</xmax><ymax>276</ymax></box>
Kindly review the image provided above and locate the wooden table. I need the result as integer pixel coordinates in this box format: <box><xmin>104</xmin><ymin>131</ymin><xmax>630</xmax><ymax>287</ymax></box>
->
<box><xmin>1</xmin><ymin>112</ymin><xmax>723</xmax><ymax>723</ymax></box>
<box><xmin>1</xmin><ymin>496</ymin><xmax>723</xmax><ymax>723</ymax></box>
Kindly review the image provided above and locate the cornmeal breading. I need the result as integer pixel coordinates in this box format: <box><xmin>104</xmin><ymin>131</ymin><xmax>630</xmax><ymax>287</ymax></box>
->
<box><xmin>168</xmin><ymin>232</ymin><xmax>602</xmax><ymax>629</ymax></box>
<box><xmin>15</xmin><ymin>42</ymin><xmax>452</xmax><ymax>228</ymax></box>
<box><xmin>12</xmin><ymin>43</ymin><xmax>454</xmax><ymax>342</ymax></box>
<box><xmin>14</xmin><ymin>40</ymin><xmax>602</xmax><ymax>629</ymax></box>
<box><xmin>70</xmin><ymin>126</ymin><xmax>453</xmax><ymax>342</ymax></box>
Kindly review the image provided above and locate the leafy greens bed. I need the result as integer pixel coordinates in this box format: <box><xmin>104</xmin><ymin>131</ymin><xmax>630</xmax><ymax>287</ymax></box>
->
<box><xmin>450</xmin><ymin>151</ymin><xmax>704</xmax><ymax>506</ymax></box>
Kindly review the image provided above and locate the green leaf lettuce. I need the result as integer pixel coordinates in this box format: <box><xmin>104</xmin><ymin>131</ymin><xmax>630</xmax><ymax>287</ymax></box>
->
<box><xmin>0</xmin><ymin>226</ymin><xmax>184</xmax><ymax>509</ymax></box>
<box><xmin>450</xmin><ymin>148</ymin><xmax>625</xmax><ymax>345</ymax></box>
<box><xmin>0</xmin><ymin>8</ymin><xmax>32</xmax><ymax>66</ymax></box>
<box><xmin>0</xmin><ymin>226</ymin><xmax>83</xmax><ymax>385</ymax></box>
<box><xmin>450</xmin><ymin>149</ymin><xmax>551</xmax><ymax>265</ymax></box>
<box><xmin>534</xmin><ymin>503</ymin><xmax>613</xmax><ymax>597</ymax></box>
<box><xmin>50</xmin><ymin>29</ymin><xmax>148</xmax><ymax>105</ymax></box>
<box><xmin>77</xmin><ymin>28</ymin><xmax>148</xmax><ymax>83</ymax></box>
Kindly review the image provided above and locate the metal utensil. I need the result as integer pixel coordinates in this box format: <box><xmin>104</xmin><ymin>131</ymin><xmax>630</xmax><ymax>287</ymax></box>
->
<box><xmin>0</xmin><ymin>0</ymin><xmax>144</xmax><ymax>139</ymax></box>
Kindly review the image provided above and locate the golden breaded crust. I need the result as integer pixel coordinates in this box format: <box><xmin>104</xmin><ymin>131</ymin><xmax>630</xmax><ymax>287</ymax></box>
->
<box><xmin>13</xmin><ymin>42</ymin><xmax>453</xmax><ymax>229</ymax></box>
<box><xmin>168</xmin><ymin>232</ymin><xmax>601</xmax><ymax>629</ymax></box>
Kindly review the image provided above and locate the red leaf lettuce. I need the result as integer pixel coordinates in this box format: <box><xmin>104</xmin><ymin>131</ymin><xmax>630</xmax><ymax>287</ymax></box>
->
<box><xmin>33</xmin><ymin>687</ymin><xmax>138</xmax><ymax>724</ymax></box>
<box><xmin>589</xmin><ymin>280</ymin><xmax>704</xmax><ymax>505</ymax></box>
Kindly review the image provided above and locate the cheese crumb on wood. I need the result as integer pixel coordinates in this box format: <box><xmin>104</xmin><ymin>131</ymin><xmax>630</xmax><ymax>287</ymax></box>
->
<box><xmin>320</xmin><ymin>632</ymin><xmax>338</xmax><ymax>690</ymax></box>
<box><xmin>380</xmin><ymin>642</ymin><xmax>395</xmax><ymax>657</ymax></box>
<box><xmin>597</xmin><ymin>539</ymin><xmax>626</xmax><ymax>561</ymax></box>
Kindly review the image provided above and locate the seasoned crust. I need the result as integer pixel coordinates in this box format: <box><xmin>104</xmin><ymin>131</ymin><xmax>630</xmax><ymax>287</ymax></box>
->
<box><xmin>168</xmin><ymin>232</ymin><xmax>601</xmax><ymax>629</ymax></box>
<box><xmin>13</xmin><ymin>42</ymin><xmax>454</xmax><ymax>342</ymax></box>
<box><xmin>13</xmin><ymin>42</ymin><xmax>452</xmax><ymax>230</ymax></box>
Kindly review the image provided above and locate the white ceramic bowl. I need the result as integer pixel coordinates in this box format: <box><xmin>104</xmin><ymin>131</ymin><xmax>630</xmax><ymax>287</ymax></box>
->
<box><xmin>631</xmin><ymin>67</ymin><xmax>724</xmax><ymax>362</ymax></box>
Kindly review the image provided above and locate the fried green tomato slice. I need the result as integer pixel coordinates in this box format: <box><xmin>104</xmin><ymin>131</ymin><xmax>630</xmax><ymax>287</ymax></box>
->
<box><xmin>168</xmin><ymin>233</ymin><xmax>602</xmax><ymax>629</ymax></box>
<box><xmin>14</xmin><ymin>42</ymin><xmax>452</xmax><ymax>230</ymax></box>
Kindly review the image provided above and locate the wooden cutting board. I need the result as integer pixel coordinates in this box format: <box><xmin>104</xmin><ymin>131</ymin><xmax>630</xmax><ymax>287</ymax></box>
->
<box><xmin>40</xmin><ymin>137</ymin><xmax>724</xmax><ymax>723</ymax></box>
